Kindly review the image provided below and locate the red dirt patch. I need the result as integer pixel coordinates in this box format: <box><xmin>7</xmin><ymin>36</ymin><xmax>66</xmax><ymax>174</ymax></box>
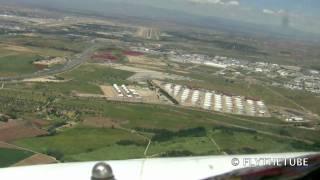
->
<box><xmin>34</xmin><ymin>64</ymin><xmax>48</xmax><ymax>70</ymax></box>
<box><xmin>91</xmin><ymin>52</ymin><xmax>119</xmax><ymax>62</ymax></box>
<box><xmin>31</xmin><ymin>119</ymin><xmax>50</xmax><ymax>128</ymax></box>
<box><xmin>0</xmin><ymin>120</ymin><xmax>48</xmax><ymax>142</ymax></box>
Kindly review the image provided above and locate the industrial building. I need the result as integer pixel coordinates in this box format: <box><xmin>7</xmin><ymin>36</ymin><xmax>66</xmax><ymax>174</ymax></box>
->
<box><xmin>113</xmin><ymin>84</ymin><xmax>140</xmax><ymax>98</ymax></box>
<box><xmin>158</xmin><ymin>81</ymin><xmax>269</xmax><ymax>117</ymax></box>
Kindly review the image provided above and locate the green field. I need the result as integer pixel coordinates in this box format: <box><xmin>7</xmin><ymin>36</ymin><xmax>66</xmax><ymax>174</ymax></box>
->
<box><xmin>66</xmin><ymin>144</ymin><xmax>145</xmax><ymax>161</ymax></box>
<box><xmin>13</xmin><ymin>123</ymin><xmax>317</xmax><ymax>162</ymax></box>
<box><xmin>0</xmin><ymin>34</ymin><xmax>88</xmax><ymax>77</ymax></box>
<box><xmin>14</xmin><ymin>127</ymin><xmax>146</xmax><ymax>161</ymax></box>
<box><xmin>1</xmin><ymin>72</ymin><xmax>319</xmax><ymax>164</ymax></box>
<box><xmin>0</xmin><ymin>35</ymin><xmax>88</xmax><ymax>53</ymax></box>
<box><xmin>1</xmin><ymin>83</ymin><xmax>319</xmax><ymax>146</ymax></box>
<box><xmin>208</xmin><ymin>127</ymin><xmax>301</xmax><ymax>154</ymax></box>
<box><xmin>0</xmin><ymin>40</ymin><xmax>319</xmax><ymax>165</ymax></box>
<box><xmin>6</xmin><ymin>64</ymin><xmax>134</xmax><ymax>95</ymax></box>
<box><xmin>147</xmin><ymin>137</ymin><xmax>218</xmax><ymax>156</ymax></box>
<box><xmin>0</xmin><ymin>148</ymin><xmax>34</xmax><ymax>168</ymax></box>
<box><xmin>0</xmin><ymin>54</ymin><xmax>39</xmax><ymax>77</ymax></box>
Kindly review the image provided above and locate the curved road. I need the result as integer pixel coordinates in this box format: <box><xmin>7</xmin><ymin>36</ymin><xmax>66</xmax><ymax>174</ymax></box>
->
<box><xmin>0</xmin><ymin>41</ymin><xmax>101</xmax><ymax>82</ymax></box>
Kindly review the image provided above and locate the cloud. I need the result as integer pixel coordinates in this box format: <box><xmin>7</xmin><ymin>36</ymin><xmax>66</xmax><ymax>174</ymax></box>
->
<box><xmin>262</xmin><ymin>9</ymin><xmax>292</xmax><ymax>28</ymax></box>
<box><xmin>189</xmin><ymin>0</ymin><xmax>222</xmax><ymax>4</ymax></box>
<box><xmin>226</xmin><ymin>1</ymin><xmax>239</xmax><ymax>6</ymax></box>
<box><xmin>263</xmin><ymin>9</ymin><xmax>287</xmax><ymax>15</ymax></box>
<box><xmin>189</xmin><ymin>0</ymin><xmax>239</xmax><ymax>6</ymax></box>
<box><xmin>263</xmin><ymin>9</ymin><xmax>276</xmax><ymax>14</ymax></box>
<box><xmin>277</xmin><ymin>9</ymin><xmax>286</xmax><ymax>14</ymax></box>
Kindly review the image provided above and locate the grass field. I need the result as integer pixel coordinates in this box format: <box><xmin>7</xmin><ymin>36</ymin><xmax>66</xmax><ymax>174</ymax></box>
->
<box><xmin>66</xmin><ymin>144</ymin><xmax>145</xmax><ymax>161</ymax></box>
<box><xmin>6</xmin><ymin>64</ymin><xmax>134</xmax><ymax>95</ymax></box>
<box><xmin>2</xmin><ymin>84</ymin><xmax>318</xmax><ymax>163</ymax></box>
<box><xmin>14</xmin><ymin>127</ymin><xmax>146</xmax><ymax>161</ymax></box>
<box><xmin>0</xmin><ymin>54</ymin><xmax>39</xmax><ymax>77</ymax></box>
<box><xmin>1</xmin><ymin>50</ymin><xmax>319</xmax><ymax>165</ymax></box>
<box><xmin>13</xmin><ymin>123</ymin><xmax>317</xmax><ymax>163</ymax></box>
<box><xmin>0</xmin><ymin>148</ymin><xmax>34</xmax><ymax>168</ymax></box>
<box><xmin>1</xmin><ymin>84</ymin><xmax>319</xmax><ymax>145</ymax></box>
<box><xmin>0</xmin><ymin>35</ymin><xmax>88</xmax><ymax>53</ymax></box>
<box><xmin>208</xmin><ymin>127</ymin><xmax>301</xmax><ymax>154</ymax></box>
<box><xmin>147</xmin><ymin>136</ymin><xmax>219</xmax><ymax>156</ymax></box>
<box><xmin>53</xmin><ymin>97</ymin><xmax>320</xmax><ymax>143</ymax></box>
<box><xmin>273</xmin><ymin>87</ymin><xmax>320</xmax><ymax>115</ymax></box>
<box><xmin>0</xmin><ymin>34</ymin><xmax>89</xmax><ymax>78</ymax></box>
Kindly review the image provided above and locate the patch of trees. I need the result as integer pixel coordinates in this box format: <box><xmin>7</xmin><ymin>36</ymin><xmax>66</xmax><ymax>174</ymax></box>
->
<box><xmin>212</xmin><ymin>126</ymin><xmax>257</xmax><ymax>135</ymax></box>
<box><xmin>0</xmin><ymin>115</ymin><xmax>9</xmax><ymax>122</ymax></box>
<box><xmin>135</xmin><ymin>127</ymin><xmax>207</xmax><ymax>142</ymax></box>
<box><xmin>225</xmin><ymin>78</ymin><xmax>235</xmax><ymax>84</ymax></box>
<box><xmin>279</xmin><ymin>129</ymin><xmax>290</xmax><ymax>136</ymax></box>
<box><xmin>160</xmin><ymin>150</ymin><xmax>195</xmax><ymax>157</ymax></box>
<box><xmin>46</xmin><ymin>120</ymin><xmax>67</xmax><ymax>136</ymax></box>
<box><xmin>224</xmin><ymin>147</ymin><xmax>258</xmax><ymax>154</ymax></box>
<box><xmin>116</xmin><ymin>140</ymin><xmax>146</xmax><ymax>146</ymax></box>
<box><xmin>44</xmin><ymin>149</ymin><xmax>64</xmax><ymax>161</ymax></box>
<box><xmin>239</xmin><ymin>147</ymin><xmax>258</xmax><ymax>154</ymax></box>
<box><xmin>46</xmin><ymin>107</ymin><xmax>81</xmax><ymax>122</ymax></box>
<box><xmin>23</xmin><ymin>41</ymin><xmax>81</xmax><ymax>53</ymax></box>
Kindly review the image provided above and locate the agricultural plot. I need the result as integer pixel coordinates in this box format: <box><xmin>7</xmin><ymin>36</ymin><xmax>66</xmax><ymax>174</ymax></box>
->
<box><xmin>13</xmin><ymin>121</ymin><xmax>318</xmax><ymax>163</ymax></box>
<box><xmin>0</xmin><ymin>120</ymin><xmax>48</xmax><ymax>142</ymax></box>
<box><xmin>13</xmin><ymin>154</ymin><xmax>58</xmax><ymax>167</ymax></box>
<box><xmin>0</xmin><ymin>53</ymin><xmax>39</xmax><ymax>77</ymax></box>
<box><xmin>0</xmin><ymin>45</ymin><xmax>74</xmax><ymax>78</ymax></box>
<box><xmin>208</xmin><ymin>127</ymin><xmax>302</xmax><ymax>154</ymax></box>
<box><xmin>91</xmin><ymin>48</ymin><xmax>129</xmax><ymax>63</ymax></box>
<box><xmin>0</xmin><ymin>83</ymin><xmax>317</xmax><ymax>164</ymax></box>
<box><xmin>65</xmin><ymin>144</ymin><xmax>145</xmax><ymax>162</ymax></box>
<box><xmin>0</xmin><ymin>35</ymin><xmax>88</xmax><ymax>54</ymax></box>
<box><xmin>147</xmin><ymin>137</ymin><xmax>219</xmax><ymax>156</ymax></box>
<box><xmin>13</xmin><ymin>127</ymin><xmax>146</xmax><ymax>161</ymax></box>
<box><xmin>6</xmin><ymin>64</ymin><xmax>134</xmax><ymax>95</ymax></box>
<box><xmin>0</xmin><ymin>148</ymin><xmax>34</xmax><ymax>168</ymax></box>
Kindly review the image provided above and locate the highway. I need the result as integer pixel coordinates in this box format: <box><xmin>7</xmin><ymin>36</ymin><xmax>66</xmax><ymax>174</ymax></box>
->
<box><xmin>0</xmin><ymin>41</ymin><xmax>101</xmax><ymax>82</ymax></box>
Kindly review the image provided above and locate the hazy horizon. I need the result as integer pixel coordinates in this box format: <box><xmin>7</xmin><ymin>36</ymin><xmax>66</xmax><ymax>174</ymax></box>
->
<box><xmin>1</xmin><ymin>0</ymin><xmax>320</xmax><ymax>35</ymax></box>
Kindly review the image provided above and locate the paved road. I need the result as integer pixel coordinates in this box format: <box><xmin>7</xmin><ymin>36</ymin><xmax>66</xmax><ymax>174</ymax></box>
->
<box><xmin>0</xmin><ymin>41</ymin><xmax>101</xmax><ymax>82</ymax></box>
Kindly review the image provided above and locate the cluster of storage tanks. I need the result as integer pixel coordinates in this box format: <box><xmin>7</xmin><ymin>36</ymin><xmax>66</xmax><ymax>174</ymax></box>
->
<box><xmin>191</xmin><ymin>90</ymin><xmax>200</xmax><ymax>105</ymax></box>
<box><xmin>113</xmin><ymin>84</ymin><xmax>139</xmax><ymax>98</ymax></box>
<box><xmin>203</xmin><ymin>92</ymin><xmax>213</xmax><ymax>110</ymax></box>
<box><xmin>234</xmin><ymin>97</ymin><xmax>244</xmax><ymax>114</ymax></box>
<box><xmin>214</xmin><ymin>94</ymin><xmax>222</xmax><ymax>111</ymax></box>
<box><xmin>181</xmin><ymin>89</ymin><xmax>190</xmax><ymax>103</ymax></box>
<box><xmin>246</xmin><ymin>99</ymin><xmax>256</xmax><ymax>115</ymax></box>
<box><xmin>162</xmin><ymin>83</ymin><xmax>268</xmax><ymax>116</ymax></box>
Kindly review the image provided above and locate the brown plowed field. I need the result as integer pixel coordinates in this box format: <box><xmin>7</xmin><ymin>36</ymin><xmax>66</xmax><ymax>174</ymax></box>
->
<box><xmin>13</xmin><ymin>154</ymin><xmax>58</xmax><ymax>167</ymax></box>
<box><xmin>0</xmin><ymin>120</ymin><xmax>48</xmax><ymax>142</ymax></box>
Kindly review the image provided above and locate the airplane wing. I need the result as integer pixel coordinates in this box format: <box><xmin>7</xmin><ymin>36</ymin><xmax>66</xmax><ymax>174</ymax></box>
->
<box><xmin>0</xmin><ymin>152</ymin><xmax>318</xmax><ymax>180</ymax></box>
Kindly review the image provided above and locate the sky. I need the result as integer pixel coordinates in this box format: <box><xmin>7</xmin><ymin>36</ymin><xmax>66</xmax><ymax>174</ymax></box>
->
<box><xmin>3</xmin><ymin>0</ymin><xmax>320</xmax><ymax>34</ymax></box>
<box><xmin>112</xmin><ymin>0</ymin><xmax>320</xmax><ymax>33</ymax></box>
<box><xmin>113</xmin><ymin>0</ymin><xmax>320</xmax><ymax>34</ymax></box>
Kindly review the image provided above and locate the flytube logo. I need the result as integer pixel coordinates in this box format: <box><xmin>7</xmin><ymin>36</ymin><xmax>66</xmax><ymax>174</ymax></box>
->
<box><xmin>231</xmin><ymin>157</ymin><xmax>309</xmax><ymax>167</ymax></box>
